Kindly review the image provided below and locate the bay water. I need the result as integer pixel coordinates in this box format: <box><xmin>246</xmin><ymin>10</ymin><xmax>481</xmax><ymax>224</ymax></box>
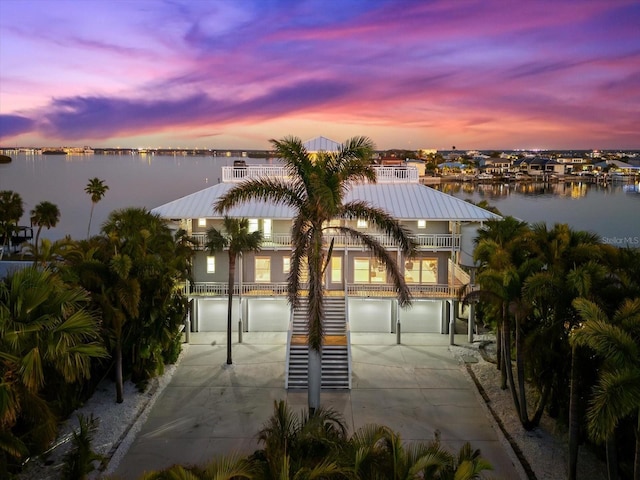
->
<box><xmin>1</xmin><ymin>153</ymin><xmax>638</xmax><ymax>247</ymax></box>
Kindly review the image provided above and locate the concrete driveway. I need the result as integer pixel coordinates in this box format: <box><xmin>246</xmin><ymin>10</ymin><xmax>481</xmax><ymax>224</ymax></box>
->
<box><xmin>111</xmin><ymin>332</ymin><xmax>525</xmax><ymax>479</ymax></box>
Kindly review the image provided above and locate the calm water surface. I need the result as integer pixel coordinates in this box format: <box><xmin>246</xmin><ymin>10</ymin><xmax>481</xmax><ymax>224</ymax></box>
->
<box><xmin>1</xmin><ymin>154</ymin><xmax>639</xmax><ymax>247</ymax></box>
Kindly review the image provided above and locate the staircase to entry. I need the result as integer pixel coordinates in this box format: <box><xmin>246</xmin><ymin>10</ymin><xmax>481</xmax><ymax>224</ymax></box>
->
<box><xmin>286</xmin><ymin>296</ymin><xmax>350</xmax><ymax>390</ymax></box>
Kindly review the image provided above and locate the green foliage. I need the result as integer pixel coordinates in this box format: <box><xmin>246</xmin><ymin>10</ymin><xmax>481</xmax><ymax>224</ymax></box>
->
<box><xmin>473</xmin><ymin>217</ymin><xmax>640</xmax><ymax>477</ymax></box>
<box><xmin>0</xmin><ymin>267</ymin><xmax>107</xmax><ymax>475</ymax></box>
<box><xmin>0</xmin><ymin>190</ymin><xmax>24</xmax><ymax>248</ymax></box>
<box><xmin>61</xmin><ymin>413</ymin><xmax>105</xmax><ymax>480</ymax></box>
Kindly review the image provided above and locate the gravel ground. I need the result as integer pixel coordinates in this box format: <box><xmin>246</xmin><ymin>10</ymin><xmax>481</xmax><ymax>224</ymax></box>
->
<box><xmin>19</xmin><ymin>336</ymin><xmax>607</xmax><ymax>480</ymax></box>
<box><xmin>17</xmin><ymin>346</ymin><xmax>187</xmax><ymax>480</ymax></box>
<box><xmin>449</xmin><ymin>336</ymin><xmax>608</xmax><ymax>480</ymax></box>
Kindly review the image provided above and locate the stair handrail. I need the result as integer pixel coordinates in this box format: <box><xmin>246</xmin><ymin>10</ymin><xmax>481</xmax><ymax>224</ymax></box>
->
<box><xmin>284</xmin><ymin>304</ymin><xmax>294</xmax><ymax>389</ymax></box>
<box><xmin>342</xmin><ymin>282</ymin><xmax>352</xmax><ymax>390</ymax></box>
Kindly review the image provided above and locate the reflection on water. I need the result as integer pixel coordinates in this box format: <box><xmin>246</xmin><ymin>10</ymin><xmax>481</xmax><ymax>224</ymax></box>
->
<box><xmin>433</xmin><ymin>180</ymin><xmax>628</xmax><ymax>199</ymax></box>
<box><xmin>432</xmin><ymin>180</ymin><xmax>639</xmax><ymax>247</ymax></box>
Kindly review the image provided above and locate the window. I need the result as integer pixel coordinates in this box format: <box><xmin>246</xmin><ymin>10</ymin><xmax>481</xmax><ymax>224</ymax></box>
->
<box><xmin>331</xmin><ymin>256</ymin><xmax>342</xmax><ymax>283</ymax></box>
<box><xmin>354</xmin><ymin>258</ymin><xmax>370</xmax><ymax>283</ymax></box>
<box><xmin>283</xmin><ymin>257</ymin><xmax>290</xmax><ymax>274</ymax></box>
<box><xmin>206</xmin><ymin>256</ymin><xmax>215</xmax><ymax>273</ymax></box>
<box><xmin>198</xmin><ymin>218</ymin><xmax>207</xmax><ymax>227</ymax></box>
<box><xmin>354</xmin><ymin>257</ymin><xmax>385</xmax><ymax>283</ymax></box>
<box><xmin>417</xmin><ymin>220</ymin><xmax>426</xmax><ymax>229</ymax></box>
<box><xmin>404</xmin><ymin>258</ymin><xmax>438</xmax><ymax>284</ymax></box>
<box><xmin>356</xmin><ymin>219</ymin><xmax>368</xmax><ymax>228</ymax></box>
<box><xmin>404</xmin><ymin>259</ymin><xmax>420</xmax><ymax>283</ymax></box>
<box><xmin>255</xmin><ymin>257</ymin><xmax>271</xmax><ymax>283</ymax></box>
<box><xmin>248</xmin><ymin>218</ymin><xmax>259</xmax><ymax>233</ymax></box>
<box><xmin>263</xmin><ymin>218</ymin><xmax>272</xmax><ymax>239</ymax></box>
<box><xmin>421</xmin><ymin>259</ymin><xmax>437</xmax><ymax>283</ymax></box>
<box><xmin>371</xmin><ymin>259</ymin><xmax>385</xmax><ymax>283</ymax></box>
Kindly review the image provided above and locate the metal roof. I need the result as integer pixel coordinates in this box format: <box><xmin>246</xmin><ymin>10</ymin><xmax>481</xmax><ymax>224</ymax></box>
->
<box><xmin>303</xmin><ymin>136</ymin><xmax>341</xmax><ymax>152</ymax></box>
<box><xmin>151</xmin><ymin>181</ymin><xmax>500</xmax><ymax>222</ymax></box>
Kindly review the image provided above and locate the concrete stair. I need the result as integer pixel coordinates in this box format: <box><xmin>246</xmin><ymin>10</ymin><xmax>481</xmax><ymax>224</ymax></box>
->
<box><xmin>287</xmin><ymin>296</ymin><xmax>350</xmax><ymax>390</ymax></box>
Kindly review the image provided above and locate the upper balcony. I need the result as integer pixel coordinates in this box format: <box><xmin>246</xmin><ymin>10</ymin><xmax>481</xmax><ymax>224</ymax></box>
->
<box><xmin>189</xmin><ymin>232</ymin><xmax>460</xmax><ymax>251</ymax></box>
<box><xmin>221</xmin><ymin>165</ymin><xmax>419</xmax><ymax>184</ymax></box>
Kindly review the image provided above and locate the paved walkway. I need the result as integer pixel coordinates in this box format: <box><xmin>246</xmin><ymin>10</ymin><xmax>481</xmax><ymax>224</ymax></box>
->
<box><xmin>112</xmin><ymin>332</ymin><xmax>525</xmax><ymax>479</ymax></box>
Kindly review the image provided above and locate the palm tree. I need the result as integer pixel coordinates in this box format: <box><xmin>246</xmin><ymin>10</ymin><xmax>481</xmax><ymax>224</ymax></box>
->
<box><xmin>100</xmin><ymin>207</ymin><xmax>191</xmax><ymax>398</ymax></box>
<box><xmin>205</xmin><ymin>216</ymin><xmax>263</xmax><ymax>365</ymax></box>
<box><xmin>0</xmin><ymin>267</ymin><xmax>107</xmax><ymax>471</ymax></box>
<box><xmin>215</xmin><ymin>135</ymin><xmax>414</xmax><ymax>412</ymax></box>
<box><xmin>29</xmin><ymin>200</ymin><xmax>60</xmax><ymax>260</ymax></box>
<box><xmin>472</xmin><ymin>216</ymin><xmax>531</xmax><ymax>390</ymax></box>
<box><xmin>0</xmin><ymin>190</ymin><xmax>24</xmax><ymax>254</ymax></box>
<box><xmin>84</xmin><ymin>177</ymin><xmax>109</xmax><ymax>238</ymax></box>
<box><xmin>254</xmin><ymin>399</ymin><xmax>348</xmax><ymax>478</ymax></box>
<box><xmin>571</xmin><ymin>297</ymin><xmax>640</xmax><ymax>480</ymax></box>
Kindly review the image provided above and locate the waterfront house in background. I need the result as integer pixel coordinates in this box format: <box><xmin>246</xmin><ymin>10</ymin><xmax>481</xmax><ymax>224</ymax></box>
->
<box><xmin>151</xmin><ymin>136</ymin><xmax>501</xmax><ymax>389</ymax></box>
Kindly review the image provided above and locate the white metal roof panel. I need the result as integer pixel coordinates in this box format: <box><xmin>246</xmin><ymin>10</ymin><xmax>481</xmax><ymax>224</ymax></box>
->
<box><xmin>151</xmin><ymin>182</ymin><xmax>296</xmax><ymax>219</ymax></box>
<box><xmin>346</xmin><ymin>183</ymin><xmax>501</xmax><ymax>221</ymax></box>
<box><xmin>152</xmin><ymin>181</ymin><xmax>500</xmax><ymax>222</ymax></box>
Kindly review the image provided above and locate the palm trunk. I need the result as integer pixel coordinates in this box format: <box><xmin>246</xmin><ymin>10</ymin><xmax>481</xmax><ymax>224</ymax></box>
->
<box><xmin>307</xmin><ymin>228</ymin><xmax>325</xmax><ymax>414</ymax></box>
<box><xmin>634</xmin><ymin>409</ymin><xmax>639</xmax><ymax>480</ymax></box>
<box><xmin>87</xmin><ymin>203</ymin><xmax>95</xmax><ymax>239</ymax></box>
<box><xmin>515</xmin><ymin>313</ymin><xmax>529</xmax><ymax>425</ymax></box>
<box><xmin>308</xmin><ymin>347</ymin><xmax>322</xmax><ymax>414</ymax></box>
<box><xmin>499</xmin><ymin>303</ymin><xmax>507</xmax><ymax>390</ymax></box>
<box><xmin>606</xmin><ymin>437</ymin><xmax>619</xmax><ymax>480</ymax></box>
<box><xmin>568</xmin><ymin>345</ymin><xmax>581</xmax><ymax>480</ymax></box>
<box><xmin>34</xmin><ymin>226</ymin><xmax>42</xmax><ymax>261</ymax></box>
<box><xmin>227</xmin><ymin>252</ymin><xmax>236</xmax><ymax>365</ymax></box>
<box><xmin>502</xmin><ymin>314</ymin><xmax>522</xmax><ymax>422</ymax></box>
<box><xmin>115</xmin><ymin>337</ymin><xmax>124</xmax><ymax>403</ymax></box>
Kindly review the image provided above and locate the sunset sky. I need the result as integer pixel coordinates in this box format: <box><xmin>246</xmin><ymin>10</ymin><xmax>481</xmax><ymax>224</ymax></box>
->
<box><xmin>1</xmin><ymin>0</ymin><xmax>638</xmax><ymax>150</ymax></box>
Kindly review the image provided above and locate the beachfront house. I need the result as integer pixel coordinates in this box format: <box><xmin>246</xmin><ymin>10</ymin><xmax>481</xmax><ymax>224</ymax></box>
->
<box><xmin>151</xmin><ymin>137</ymin><xmax>501</xmax><ymax>389</ymax></box>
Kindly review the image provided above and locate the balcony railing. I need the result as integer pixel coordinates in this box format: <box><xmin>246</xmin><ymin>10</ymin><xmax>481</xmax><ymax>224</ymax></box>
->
<box><xmin>187</xmin><ymin>282</ymin><xmax>462</xmax><ymax>298</ymax></box>
<box><xmin>221</xmin><ymin>165</ymin><xmax>419</xmax><ymax>184</ymax></box>
<box><xmin>188</xmin><ymin>232</ymin><xmax>460</xmax><ymax>251</ymax></box>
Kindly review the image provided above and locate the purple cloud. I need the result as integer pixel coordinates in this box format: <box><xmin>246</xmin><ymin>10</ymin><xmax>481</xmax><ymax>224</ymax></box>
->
<box><xmin>37</xmin><ymin>79</ymin><xmax>354</xmax><ymax>140</ymax></box>
<box><xmin>0</xmin><ymin>114</ymin><xmax>35</xmax><ymax>140</ymax></box>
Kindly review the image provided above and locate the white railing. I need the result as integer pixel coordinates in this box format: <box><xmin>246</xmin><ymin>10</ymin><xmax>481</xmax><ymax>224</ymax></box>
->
<box><xmin>222</xmin><ymin>166</ymin><xmax>290</xmax><ymax>182</ymax></box>
<box><xmin>346</xmin><ymin>283</ymin><xmax>459</xmax><ymax>298</ymax></box>
<box><xmin>188</xmin><ymin>281</ymin><xmax>463</xmax><ymax>298</ymax></box>
<box><xmin>189</xmin><ymin>282</ymin><xmax>289</xmax><ymax>295</ymax></box>
<box><xmin>221</xmin><ymin>165</ymin><xmax>419</xmax><ymax>184</ymax></box>
<box><xmin>448</xmin><ymin>258</ymin><xmax>470</xmax><ymax>286</ymax></box>
<box><xmin>189</xmin><ymin>232</ymin><xmax>460</xmax><ymax>251</ymax></box>
<box><xmin>285</xmin><ymin>308</ymin><xmax>294</xmax><ymax>389</ymax></box>
<box><xmin>370</xmin><ymin>166</ymin><xmax>419</xmax><ymax>183</ymax></box>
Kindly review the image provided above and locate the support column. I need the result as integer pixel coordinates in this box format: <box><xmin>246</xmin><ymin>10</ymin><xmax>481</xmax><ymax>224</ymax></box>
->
<box><xmin>238</xmin><ymin>253</ymin><xmax>243</xmax><ymax>343</ymax></box>
<box><xmin>396</xmin><ymin>300</ymin><xmax>401</xmax><ymax>344</ymax></box>
<box><xmin>468</xmin><ymin>302</ymin><xmax>475</xmax><ymax>344</ymax></box>
<box><xmin>449</xmin><ymin>300</ymin><xmax>456</xmax><ymax>345</ymax></box>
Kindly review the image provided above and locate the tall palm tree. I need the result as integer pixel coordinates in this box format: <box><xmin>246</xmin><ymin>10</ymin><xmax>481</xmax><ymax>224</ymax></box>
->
<box><xmin>215</xmin><ymin>135</ymin><xmax>414</xmax><ymax>412</ymax></box>
<box><xmin>472</xmin><ymin>216</ymin><xmax>531</xmax><ymax>389</ymax></box>
<box><xmin>29</xmin><ymin>200</ymin><xmax>60</xmax><ymax>260</ymax></box>
<box><xmin>205</xmin><ymin>216</ymin><xmax>263</xmax><ymax>365</ymax></box>
<box><xmin>100</xmin><ymin>207</ymin><xmax>190</xmax><ymax>397</ymax></box>
<box><xmin>571</xmin><ymin>297</ymin><xmax>640</xmax><ymax>480</ymax></box>
<box><xmin>84</xmin><ymin>177</ymin><xmax>109</xmax><ymax>239</ymax></box>
<box><xmin>0</xmin><ymin>267</ymin><xmax>107</xmax><ymax>471</ymax></box>
<box><xmin>0</xmin><ymin>190</ymin><xmax>24</xmax><ymax>254</ymax></box>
